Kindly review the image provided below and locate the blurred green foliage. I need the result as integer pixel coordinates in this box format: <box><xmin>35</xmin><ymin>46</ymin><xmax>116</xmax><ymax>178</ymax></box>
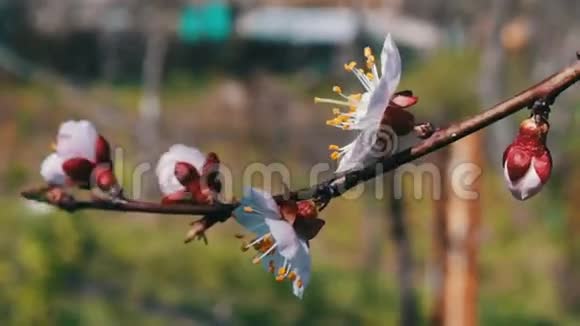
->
<box><xmin>1</xmin><ymin>49</ymin><xmax>579</xmax><ymax>325</ymax></box>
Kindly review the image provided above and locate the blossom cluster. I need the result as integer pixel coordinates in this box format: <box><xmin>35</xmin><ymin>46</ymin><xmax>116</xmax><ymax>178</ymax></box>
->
<box><xmin>37</xmin><ymin>34</ymin><xmax>554</xmax><ymax>299</ymax></box>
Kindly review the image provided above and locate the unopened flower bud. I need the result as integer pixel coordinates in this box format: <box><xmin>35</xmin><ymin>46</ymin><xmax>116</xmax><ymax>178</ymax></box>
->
<box><xmin>503</xmin><ymin>117</ymin><xmax>552</xmax><ymax>200</ymax></box>
<box><xmin>297</xmin><ymin>200</ymin><xmax>318</xmax><ymax>219</ymax></box>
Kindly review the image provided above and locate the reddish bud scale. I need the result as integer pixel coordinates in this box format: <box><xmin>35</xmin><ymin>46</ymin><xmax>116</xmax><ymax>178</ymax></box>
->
<box><xmin>62</xmin><ymin>158</ymin><xmax>95</xmax><ymax>186</ymax></box>
<box><xmin>380</xmin><ymin>90</ymin><xmax>419</xmax><ymax>136</ymax></box>
<box><xmin>297</xmin><ymin>200</ymin><xmax>318</xmax><ymax>219</ymax></box>
<box><xmin>95</xmin><ymin>135</ymin><xmax>112</xmax><ymax>164</ymax></box>
<box><xmin>93</xmin><ymin>165</ymin><xmax>118</xmax><ymax>192</ymax></box>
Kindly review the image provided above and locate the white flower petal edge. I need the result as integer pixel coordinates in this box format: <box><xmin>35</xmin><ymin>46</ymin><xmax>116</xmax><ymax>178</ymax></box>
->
<box><xmin>40</xmin><ymin>153</ymin><xmax>66</xmax><ymax>185</ymax></box>
<box><xmin>364</xmin><ymin>34</ymin><xmax>402</xmax><ymax>128</ymax></box>
<box><xmin>335</xmin><ymin>126</ymin><xmax>379</xmax><ymax>173</ymax></box>
<box><xmin>56</xmin><ymin>120</ymin><xmax>99</xmax><ymax>161</ymax></box>
<box><xmin>233</xmin><ymin>188</ymin><xmax>312</xmax><ymax>299</ymax></box>
<box><xmin>156</xmin><ymin>144</ymin><xmax>206</xmax><ymax>195</ymax></box>
<box><xmin>503</xmin><ymin>158</ymin><xmax>543</xmax><ymax>200</ymax></box>
<box><xmin>318</xmin><ymin>34</ymin><xmax>403</xmax><ymax>173</ymax></box>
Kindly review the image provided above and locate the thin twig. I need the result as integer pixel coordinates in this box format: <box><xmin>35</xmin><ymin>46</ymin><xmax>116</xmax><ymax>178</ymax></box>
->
<box><xmin>21</xmin><ymin>56</ymin><xmax>580</xmax><ymax>229</ymax></box>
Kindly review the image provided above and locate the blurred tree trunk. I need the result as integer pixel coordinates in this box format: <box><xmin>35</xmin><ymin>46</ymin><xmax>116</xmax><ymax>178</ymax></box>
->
<box><xmin>429</xmin><ymin>148</ymin><xmax>449</xmax><ymax>326</ymax></box>
<box><xmin>431</xmin><ymin>134</ymin><xmax>482</xmax><ymax>326</ymax></box>
<box><xmin>387</xmin><ymin>173</ymin><xmax>419</xmax><ymax>326</ymax></box>
<box><xmin>136</xmin><ymin>8</ymin><xmax>168</xmax><ymax>199</ymax></box>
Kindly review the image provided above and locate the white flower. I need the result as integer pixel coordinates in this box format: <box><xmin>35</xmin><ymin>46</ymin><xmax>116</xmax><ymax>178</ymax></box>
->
<box><xmin>233</xmin><ymin>188</ymin><xmax>311</xmax><ymax>299</ymax></box>
<box><xmin>40</xmin><ymin>120</ymin><xmax>100</xmax><ymax>185</ymax></box>
<box><xmin>156</xmin><ymin>144</ymin><xmax>206</xmax><ymax>195</ymax></box>
<box><xmin>315</xmin><ymin>34</ymin><xmax>402</xmax><ymax>173</ymax></box>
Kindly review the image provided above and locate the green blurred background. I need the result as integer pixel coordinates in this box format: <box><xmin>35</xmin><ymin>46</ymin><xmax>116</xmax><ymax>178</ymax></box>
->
<box><xmin>0</xmin><ymin>0</ymin><xmax>579</xmax><ymax>325</ymax></box>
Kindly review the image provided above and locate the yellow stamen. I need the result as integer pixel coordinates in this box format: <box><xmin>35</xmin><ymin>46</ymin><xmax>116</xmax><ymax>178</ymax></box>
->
<box><xmin>275</xmin><ymin>275</ymin><xmax>286</xmax><ymax>282</ymax></box>
<box><xmin>332</xmin><ymin>86</ymin><xmax>342</xmax><ymax>94</ymax></box>
<box><xmin>342</xmin><ymin>125</ymin><xmax>351</xmax><ymax>130</ymax></box>
<box><xmin>296</xmin><ymin>278</ymin><xmax>304</xmax><ymax>288</ymax></box>
<box><xmin>366</xmin><ymin>72</ymin><xmax>374</xmax><ymax>80</ymax></box>
<box><xmin>278</xmin><ymin>267</ymin><xmax>286</xmax><ymax>276</ymax></box>
<box><xmin>252</xmin><ymin>257</ymin><xmax>262</xmax><ymax>264</ymax></box>
<box><xmin>349</xmin><ymin>106</ymin><xmax>357</xmax><ymax>113</ymax></box>
<box><xmin>50</xmin><ymin>142</ymin><xmax>57</xmax><ymax>151</ymax></box>
<box><xmin>364</xmin><ymin>47</ymin><xmax>372</xmax><ymax>58</ymax></box>
<box><xmin>288</xmin><ymin>271</ymin><xmax>297</xmax><ymax>281</ymax></box>
<box><xmin>332</xmin><ymin>108</ymin><xmax>341</xmax><ymax>115</ymax></box>
<box><xmin>243</xmin><ymin>206</ymin><xmax>254</xmax><ymax>213</ymax></box>
<box><xmin>315</xmin><ymin>97</ymin><xmax>350</xmax><ymax>107</ymax></box>
<box><xmin>366</xmin><ymin>55</ymin><xmax>376</xmax><ymax>69</ymax></box>
<box><xmin>328</xmin><ymin>144</ymin><xmax>340</xmax><ymax>151</ymax></box>
<box><xmin>349</xmin><ymin>93</ymin><xmax>362</xmax><ymax>101</ymax></box>
<box><xmin>344</xmin><ymin>61</ymin><xmax>357</xmax><ymax>71</ymax></box>
<box><xmin>330</xmin><ymin>151</ymin><xmax>340</xmax><ymax>160</ymax></box>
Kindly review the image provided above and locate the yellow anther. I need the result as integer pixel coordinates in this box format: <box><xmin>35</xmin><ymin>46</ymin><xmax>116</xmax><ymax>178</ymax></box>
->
<box><xmin>314</xmin><ymin>97</ymin><xmax>322</xmax><ymax>103</ymax></box>
<box><xmin>364</xmin><ymin>47</ymin><xmax>372</xmax><ymax>58</ymax></box>
<box><xmin>342</xmin><ymin>125</ymin><xmax>351</xmax><ymax>130</ymax></box>
<box><xmin>50</xmin><ymin>142</ymin><xmax>57</xmax><ymax>151</ymax></box>
<box><xmin>243</xmin><ymin>206</ymin><xmax>254</xmax><ymax>213</ymax></box>
<box><xmin>332</xmin><ymin>86</ymin><xmax>342</xmax><ymax>94</ymax></box>
<box><xmin>275</xmin><ymin>275</ymin><xmax>286</xmax><ymax>282</ymax></box>
<box><xmin>349</xmin><ymin>106</ymin><xmax>357</xmax><ymax>113</ymax></box>
<box><xmin>366</xmin><ymin>72</ymin><xmax>374</xmax><ymax>80</ymax></box>
<box><xmin>252</xmin><ymin>257</ymin><xmax>262</xmax><ymax>264</ymax></box>
<box><xmin>326</xmin><ymin>119</ymin><xmax>339</xmax><ymax>126</ymax></box>
<box><xmin>344</xmin><ymin>61</ymin><xmax>357</xmax><ymax>71</ymax></box>
<box><xmin>349</xmin><ymin>93</ymin><xmax>362</xmax><ymax>101</ymax></box>
<box><xmin>296</xmin><ymin>279</ymin><xmax>304</xmax><ymax>288</ymax></box>
<box><xmin>336</xmin><ymin>115</ymin><xmax>349</xmax><ymax>122</ymax></box>
<box><xmin>330</xmin><ymin>151</ymin><xmax>340</xmax><ymax>160</ymax></box>
<box><xmin>328</xmin><ymin>144</ymin><xmax>340</xmax><ymax>151</ymax></box>
<box><xmin>332</xmin><ymin>108</ymin><xmax>341</xmax><ymax>115</ymax></box>
<box><xmin>288</xmin><ymin>271</ymin><xmax>297</xmax><ymax>281</ymax></box>
<box><xmin>366</xmin><ymin>55</ymin><xmax>376</xmax><ymax>69</ymax></box>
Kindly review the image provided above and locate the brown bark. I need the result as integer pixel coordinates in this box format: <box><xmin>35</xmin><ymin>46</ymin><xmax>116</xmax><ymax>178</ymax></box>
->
<box><xmin>438</xmin><ymin>134</ymin><xmax>482</xmax><ymax>326</ymax></box>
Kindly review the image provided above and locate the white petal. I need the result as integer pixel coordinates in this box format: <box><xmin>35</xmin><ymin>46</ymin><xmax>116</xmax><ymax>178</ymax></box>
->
<box><xmin>167</xmin><ymin>144</ymin><xmax>206</xmax><ymax>170</ymax></box>
<box><xmin>380</xmin><ymin>33</ymin><xmax>402</xmax><ymax>96</ymax></box>
<box><xmin>155</xmin><ymin>144</ymin><xmax>206</xmax><ymax>195</ymax></box>
<box><xmin>358</xmin><ymin>35</ymin><xmax>402</xmax><ymax>128</ymax></box>
<box><xmin>245</xmin><ymin>188</ymin><xmax>281</xmax><ymax>219</ymax></box>
<box><xmin>336</xmin><ymin>127</ymin><xmax>379</xmax><ymax>173</ymax></box>
<box><xmin>503</xmin><ymin>159</ymin><xmax>544</xmax><ymax>200</ymax></box>
<box><xmin>291</xmin><ymin>239</ymin><xmax>311</xmax><ymax>299</ymax></box>
<box><xmin>233</xmin><ymin>188</ymin><xmax>279</xmax><ymax>235</ymax></box>
<box><xmin>56</xmin><ymin>120</ymin><xmax>98</xmax><ymax>161</ymax></box>
<box><xmin>40</xmin><ymin>153</ymin><xmax>66</xmax><ymax>185</ymax></box>
<box><xmin>264</xmin><ymin>218</ymin><xmax>300</xmax><ymax>259</ymax></box>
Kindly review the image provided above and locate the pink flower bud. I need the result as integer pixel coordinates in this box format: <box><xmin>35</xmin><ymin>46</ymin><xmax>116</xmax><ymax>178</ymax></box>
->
<box><xmin>174</xmin><ymin>161</ymin><xmax>199</xmax><ymax>186</ymax></box>
<box><xmin>297</xmin><ymin>200</ymin><xmax>318</xmax><ymax>219</ymax></box>
<box><xmin>93</xmin><ymin>165</ymin><xmax>118</xmax><ymax>193</ymax></box>
<box><xmin>95</xmin><ymin>135</ymin><xmax>112</xmax><ymax>164</ymax></box>
<box><xmin>503</xmin><ymin>117</ymin><xmax>552</xmax><ymax>200</ymax></box>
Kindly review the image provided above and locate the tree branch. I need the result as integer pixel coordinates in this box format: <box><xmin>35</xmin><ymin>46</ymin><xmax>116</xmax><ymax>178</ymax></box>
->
<box><xmin>21</xmin><ymin>56</ymin><xmax>580</xmax><ymax>231</ymax></box>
